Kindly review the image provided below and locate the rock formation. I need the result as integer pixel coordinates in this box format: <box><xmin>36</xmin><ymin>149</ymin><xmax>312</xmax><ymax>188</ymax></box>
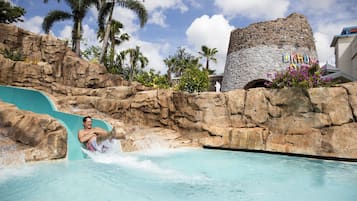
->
<box><xmin>0</xmin><ymin>23</ymin><xmax>135</xmax><ymax>89</ymax></box>
<box><xmin>0</xmin><ymin>102</ymin><xmax>67</xmax><ymax>162</ymax></box>
<box><xmin>54</xmin><ymin>83</ymin><xmax>357</xmax><ymax>160</ymax></box>
<box><xmin>1</xmin><ymin>23</ymin><xmax>356</xmax><ymax>161</ymax></box>
<box><xmin>222</xmin><ymin>13</ymin><xmax>317</xmax><ymax>91</ymax></box>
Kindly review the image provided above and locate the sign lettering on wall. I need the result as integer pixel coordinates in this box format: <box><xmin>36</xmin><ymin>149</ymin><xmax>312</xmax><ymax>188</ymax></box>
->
<box><xmin>282</xmin><ymin>53</ymin><xmax>318</xmax><ymax>65</ymax></box>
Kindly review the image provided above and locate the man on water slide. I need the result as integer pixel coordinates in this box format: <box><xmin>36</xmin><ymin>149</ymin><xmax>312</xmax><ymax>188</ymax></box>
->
<box><xmin>78</xmin><ymin>116</ymin><xmax>115</xmax><ymax>152</ymax></box>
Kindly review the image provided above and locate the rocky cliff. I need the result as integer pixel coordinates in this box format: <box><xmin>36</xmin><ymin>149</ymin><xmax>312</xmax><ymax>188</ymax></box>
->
<box><xmin>0</xmin><ymin>23</ymin><xmax>133</xmax><ymax>89</ymax></box>
<box><xmin>1</xmin><ymin>23</ymin><xmax>356</xmax><ymax>161</ymax></box>
<box><xmin>53</xmin><ymin>83</ymin><xmax>357</xmax><ymax>160</ymax></box>
<box><xmin>0</xmin><ymin>102</ymin><xmax>67</xmax><ymax>163</ymax></box>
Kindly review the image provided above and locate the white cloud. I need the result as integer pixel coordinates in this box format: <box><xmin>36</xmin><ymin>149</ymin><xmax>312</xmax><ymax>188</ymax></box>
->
<box><xmin>148</xmin><ymin>11</ymin><xmax>167</xmax><ymax>27</ymax></box>
<box><xmin>82</xmin><ymin>24</ymin><xmax>100</xmax><ymax>48</ymax></box>
<box><xmin>59</xmin><ymin>25</ymin><xmax>72</xmax><ymax>41</ymax></box>
<box><xmin>186</xmin><ymin>15</ymin><xmax>235</xmax><ymax>74</ymax></box>
<box><xmin>314</xmin><ymin>32</ymin><xmax>335</xmax><ymax>65</ymax></box>
<box><xmin>117</xmin><ymin>38</ymin><xmax>170</xmax><ymax>74</ymax></box>
<box><xmin>214</xmin><ymin>0</ymin><xmax>289</xmax><ymax>20</ymax></box>
<box><xmin>16</xmin><ymin>16</ymin><xmax>43</xmax><ymax>34</ymax></box>
<box><xmin>295</xmin><ymin>0</ymin><xmax>335</xmax><ymax>11</ymax></box>
<box><xmin>143</xmin><ymin>0</ymin><xmax>188</xmax><ymax>13</ymax></box>
<box><xmin>112</xmin><ymin>7</ymin><xmax>140</xmax><ymax>35</ymax></box>
<box><xmin>313</xmin><ymin>19</ymin><xmax>357</xmax><ymax>66</ymax></box>
<box><xmin>142</xmin><ymin>0</ymin><xmax>189</xmax><ymax>27</ymax></box>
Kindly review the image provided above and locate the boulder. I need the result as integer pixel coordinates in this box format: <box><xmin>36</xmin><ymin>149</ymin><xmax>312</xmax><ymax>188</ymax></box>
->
<box><xmin>0</xmin><ymin>101</ymin><xmax>67</xmax><ymax>161</ymax></box>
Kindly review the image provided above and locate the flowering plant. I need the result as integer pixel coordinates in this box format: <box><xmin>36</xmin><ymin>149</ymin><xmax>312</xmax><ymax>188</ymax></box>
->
<box><xmin>265</xmin><ymin>63</ymin><xmax>333</xmax><ymax>88</ymax></box>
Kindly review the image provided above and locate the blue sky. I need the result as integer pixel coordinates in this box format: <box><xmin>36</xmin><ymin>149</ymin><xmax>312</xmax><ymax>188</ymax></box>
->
<box><xmin>9</xmin><ymin>0</ymin><xmax>357</xmax><ymax>75</ymax></box>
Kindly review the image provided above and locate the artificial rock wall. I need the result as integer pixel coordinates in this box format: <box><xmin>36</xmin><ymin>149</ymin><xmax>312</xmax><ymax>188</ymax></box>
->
<box><xmin>0</xmin><ymin>24</ymin><xmax>129</xmax><ymax>89</ymax></box>
<box><xmin>53</xmin><ymin>82</ymin><xmax>357</xmax><ymax>160</ymax></box>
<box><xmin>222</xmin><ymin>13</ymin><xmax>317</xmax><ymax>91</ymax></box>
<box><xmin>1</xmin><ymin>23</ymin><xmax>357</xmax><ymax>161</ymax></box>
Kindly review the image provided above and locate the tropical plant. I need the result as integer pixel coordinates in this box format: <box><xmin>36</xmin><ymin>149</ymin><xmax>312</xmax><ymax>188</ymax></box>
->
<box><xmin>265</xmin><ymin>63</ymin><xmax>333</xmax><ymax>89</ymax></box>
<box><xmin>97</xmin><ymin>20</ymin><xmax>129</xmax><ymax>67</ymax></box>
<box><xmin>42</xmin><ymin>0</ymin><xmax>99</xmax><ymax>56</ymax></box>
<box><xmin>81</xmin><ymin>45</ymin><xmax>101</xmax><ymax>62</ymax></box>
<box><xmin>135</xmin><ymin>69</ymin><xmax>170</xmax><ymax>89</ymax></box>
<box><xmin>170</xmin><ymin>47</ymin><xmax>200</xmax><ymax>77</ymax></box>
<box><xmin>125</xmin><ymin>46</ymin><xmax>148</xmax><ymax>81</ymax></box>
<box><xmin>0</xmin><ymin>1</ymin><xmax>26</xmax><ymax>24</ymax></box>
<box><xmin>177</xmin><ymin>67</ymin><xmax>210</xmax><ymax>93</ymax></box>
<box><xmin>163</xmin><ymin>56</ymin><xmax>176</xmax><ymax>86</ymax></box>
<box><xmin>198</xmin><ymin>45</ymin><xmax>218</xmax><ymax>72</ymax></box>
<box><xmin>98</xmin><ymin>0</ymin><xmax>147</xmax><ymax>64</ymax></box>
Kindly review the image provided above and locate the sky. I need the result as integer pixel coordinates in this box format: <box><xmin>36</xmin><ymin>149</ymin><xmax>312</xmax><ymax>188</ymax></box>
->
<box><xmin>8</xmin><ymin>0</ymin><xmax>357</xmax><ymax>75</ymax></box>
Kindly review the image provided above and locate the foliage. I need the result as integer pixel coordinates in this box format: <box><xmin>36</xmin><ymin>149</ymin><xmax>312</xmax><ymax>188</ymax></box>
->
<box><xmin>97</xmin><ymin>20</ymin><xmax>129</xmax><ymax>67</ymax></box>
<box><xmin>198</xmin><ymin>45</ymin><xmax>218</xmax><ymax>72</ymax></box>
<box><xmin>0</xmin><ymin>1</ymin><xmax>26</xmax><ymax>24</ymax></box>
<box><xmin>163</xmin><ymin>56</ymin><xmax>175</xmax><ymax>86</ymax></box>
<box><xmin>126</xmin><ymin>46</ymin><xmax>148</xmax><ymax>81</ymax></box>
<box><xmin>135</xmin><ymin>69</ymin><xmax>170</xmax><ymax>89</ymax></box>
<box><xmin>98</xmin><ymin>0</ymin><xmax>147</xmax><ymax>64</ymax></box>
<box><xmin>81</xmin><ymin>45</ymin><xmax>101</xmax><ymax>62</ymax></box>
<box><xmin>266</xmin><ymin>63</ymin><xmax>334</xmax><ymax>89</ymax></box>
<box><xmin>1</xmin><ymin>49</ymin><xmax>25</xmax><ymax>61</ymax></box>
<box><xmin>169</xmin><ymin>47</ymin><xmax>201</xmax><ymax>77</ymax></box>
<box><xmin>42</xmin><ymin>0</ymin><xmax>98</xmax><ymax>56</ymax></box>
<box><xmin>177</xmin><ymin>67</ymin><xmax>210</xmax><ymax>93</ymax></box>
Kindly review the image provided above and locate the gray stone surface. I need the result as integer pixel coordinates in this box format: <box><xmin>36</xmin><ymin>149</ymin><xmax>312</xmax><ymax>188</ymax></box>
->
<box><xmin>222</xmin><ymin>13</ymin><xmax>317</xmax><ymax>91</ymax></box>
<box><xmin>222</xmin><ymin>45</ymin><xmax>317</xmax><ymax>91</ymax></box>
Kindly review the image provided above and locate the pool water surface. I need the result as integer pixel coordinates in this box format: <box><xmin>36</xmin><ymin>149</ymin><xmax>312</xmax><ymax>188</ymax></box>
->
<box><xmin>1</xmin><ymin>148</ymin><xmax>357</xmax><ymax>201</ymax></box>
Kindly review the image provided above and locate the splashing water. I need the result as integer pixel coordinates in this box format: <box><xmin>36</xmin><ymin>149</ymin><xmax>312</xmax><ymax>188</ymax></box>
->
<box><xmin>1</xmin><ymin>143</ymin><xmax>357</xmax><ymax>201</ymax></box>
<box><xmin>0</xmin><ymin>142</ymin><xmax>26</xmax><ymax>168</ymax></box>
<box><xmin>82</xmin><ymin>140</ymin><xmax>207</xmax><ymax>182</ymax></box>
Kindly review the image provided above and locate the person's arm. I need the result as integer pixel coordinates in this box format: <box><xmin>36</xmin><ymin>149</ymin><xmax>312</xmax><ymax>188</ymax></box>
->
<box><xmin>78</xmin><ymin>131</ymin><xmax>96</xmax><ymax>143</ymax></box>
<box><xmin>92</xmin><ymin>127</ymin><xmax>109</xmax><ymax>136</ymax></box>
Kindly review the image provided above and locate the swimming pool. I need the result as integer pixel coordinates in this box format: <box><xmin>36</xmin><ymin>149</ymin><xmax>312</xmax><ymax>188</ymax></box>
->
<box><xmin>1</xmin><ymin>148</ymin><xmax>356</xmax><ymax>201</ymax></box>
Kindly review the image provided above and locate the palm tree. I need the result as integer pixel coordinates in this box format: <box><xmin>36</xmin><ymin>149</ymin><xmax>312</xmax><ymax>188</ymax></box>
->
<box><xmin>97</xmin><ymin>20</ymin><xmax>130</xmax><ymax>67</ymax></box>
<box><xmin>98</xmin><ymin>0</ymin><xmax>148</xmax><ymax>64</ymax></box>
<box><xmin>42</xmin><ymin>0</ymin><xmax>98</xmax><ymax>56</ymax></box>
<box><xmin>170</xmin><ymin>47</ymin><xmax>199</xmax><ymax>77</ymax></box>
<box><xmin>198</xmin><ymin>45</ymin><xmax>218</xmax><ymax>71</ymax></box>
<box><xmin>126</xmin><ymin>46</ymin><xmax>148</xmax><ymax>81</ymax></box>
<box><xmin>164</xmin><ymin>57</ymin><xmax>176</xmax><ymax>86</ymax></box>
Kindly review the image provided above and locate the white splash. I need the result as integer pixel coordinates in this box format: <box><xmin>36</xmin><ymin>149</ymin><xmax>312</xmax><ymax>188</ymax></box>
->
<box><xmin>82</xmin><ymin>141</ymin><xmax>208</xmax><ymax>183</ymax></box>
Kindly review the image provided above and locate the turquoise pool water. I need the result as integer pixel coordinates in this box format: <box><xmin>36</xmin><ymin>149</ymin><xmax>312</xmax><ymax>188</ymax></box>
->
<box><xmin>1</xmin><ymin>148</ymin><xmax>357</xmax><ymax>201</ymax></box>
<box><xmin>0</xmin><ymin>85</ymin><xmax>111</xmax><ymax>160</ymax></box>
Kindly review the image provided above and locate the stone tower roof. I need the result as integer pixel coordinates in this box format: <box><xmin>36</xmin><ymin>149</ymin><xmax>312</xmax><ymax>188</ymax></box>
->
<box><xmin>227</xmin><ymin>13</ymin><xmax>316</xmax><ymax>54</ymax></box>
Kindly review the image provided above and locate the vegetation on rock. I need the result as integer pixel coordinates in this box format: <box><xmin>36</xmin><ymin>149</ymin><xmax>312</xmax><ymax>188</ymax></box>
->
<box><xmin>266</xmin><ymin>63</ymin><xmax>334</xmax><ymax>88</ymax></box>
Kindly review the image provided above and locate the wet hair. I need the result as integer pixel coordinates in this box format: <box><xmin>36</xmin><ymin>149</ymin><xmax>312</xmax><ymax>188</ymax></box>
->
<box><xmin>83</xmin><ymin>116</ymin><xmax>92</xmax><ymax>123</ymax></box>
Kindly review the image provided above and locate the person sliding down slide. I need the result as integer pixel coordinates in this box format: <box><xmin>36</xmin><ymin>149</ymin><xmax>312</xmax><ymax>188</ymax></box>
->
<box><xmin>78</xmin><ymin>116</ymin><xmax>116</xmax><ymax>153</ymax></box>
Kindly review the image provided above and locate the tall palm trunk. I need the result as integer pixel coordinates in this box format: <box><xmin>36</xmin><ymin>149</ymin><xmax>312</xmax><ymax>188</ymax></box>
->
<box><xmin>205</xmin><ymin>58</ymin><xmax>209</xmax><ymax>70</ymax></box>
<box><xmin>99</xmin><ymin>1</ymin><xmax>114</xmax><ymax>64</ymax></box>
<box><xmin>109</xmin><ymin>35</ymin><xmax>115</xmax><ymax>67</ymax></box>
<box><xmin>167</xmin><ymin>65</ymin><xmax>172</xmax><ymax>86</ymax></box>
<box><xmin>129</xmin><ymin>56</ymin><xmax>135</xmax><ymax>81</ymax></box>
<box><xmin>75</xmin><ymin>21</ymin><xmax>81</xmax><ymax>56</ymax></box>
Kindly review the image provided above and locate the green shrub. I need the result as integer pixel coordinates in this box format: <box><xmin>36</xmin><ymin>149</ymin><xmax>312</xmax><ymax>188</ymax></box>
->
<box><xmin>135</xmin><ymin>69</ymin><xmax>170</xmax><ymax>89</ymax></box>
<box><xmin>177</xmin><ymin>67</ymin><xmax>209</xmax><ymax>93</ymax></box>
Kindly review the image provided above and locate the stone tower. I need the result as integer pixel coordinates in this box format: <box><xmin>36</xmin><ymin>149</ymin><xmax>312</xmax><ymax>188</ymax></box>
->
<box><xmin>222</xmin><ymin>13</ymin><xmax>317</xmax><ymax>91</ymax></box>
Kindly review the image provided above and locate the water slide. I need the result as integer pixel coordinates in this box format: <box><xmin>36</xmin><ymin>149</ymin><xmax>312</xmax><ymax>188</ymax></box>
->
<box><xmin>0</xmin><ymin>85</ymin><xmax>112</xmax><ymax>160</ymax></box>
